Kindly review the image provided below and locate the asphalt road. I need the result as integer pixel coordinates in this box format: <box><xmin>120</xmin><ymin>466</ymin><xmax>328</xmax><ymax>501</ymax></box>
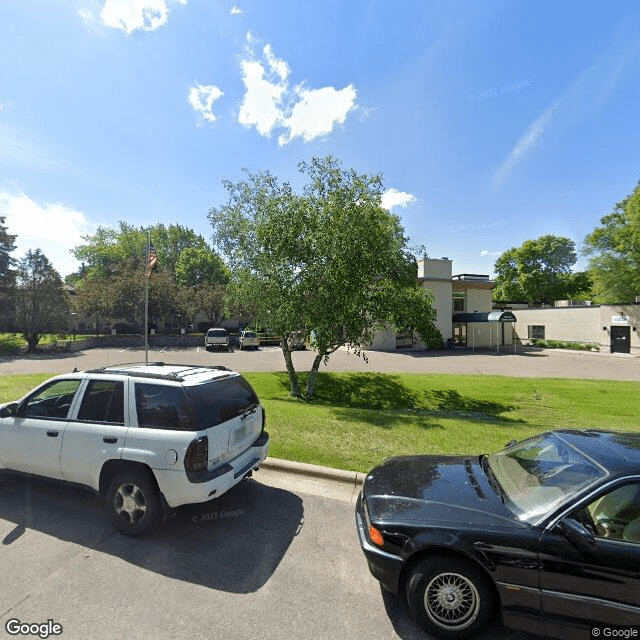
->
<box><xmin>0</xmin><ymin>343</ymin><xmax>638</xmax><ymax>380</ymax></box>
<box><xmin>0</xmin><ymin>471</ymin><xmax>539</xmax><ymax>640</ymax></box>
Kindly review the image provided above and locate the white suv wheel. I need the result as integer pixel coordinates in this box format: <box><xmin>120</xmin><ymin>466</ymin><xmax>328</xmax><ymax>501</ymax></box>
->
<box><xmin>106</xmin><ymin>469</ymin><xmax>161</xmax><ymax>537</ymax></box>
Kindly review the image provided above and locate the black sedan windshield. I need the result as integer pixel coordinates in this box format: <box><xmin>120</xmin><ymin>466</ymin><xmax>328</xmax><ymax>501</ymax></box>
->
<box><xmin>486</xmin><ymin>433</ymin><xmax>606</xmax><ymax>523</ymax></box>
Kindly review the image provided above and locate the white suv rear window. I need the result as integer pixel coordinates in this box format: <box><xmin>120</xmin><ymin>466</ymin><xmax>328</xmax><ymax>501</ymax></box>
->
<box><xmin>185</xmin><ymin>377</ymin><xmax>259</xmax><ymax>428</ymax></box>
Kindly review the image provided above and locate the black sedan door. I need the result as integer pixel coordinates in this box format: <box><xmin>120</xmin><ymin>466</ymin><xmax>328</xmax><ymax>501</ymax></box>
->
<box><xmin>537</xmin><ymin>480</ymin><xmax>640</xmax><ymax>639</ymax></box>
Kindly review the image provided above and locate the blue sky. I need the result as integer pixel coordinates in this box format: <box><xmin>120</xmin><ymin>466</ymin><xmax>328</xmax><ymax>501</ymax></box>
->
<box><xmin>1</xmin><ymin>0</ymin><xmax>639</xmax><ymax>279</ymax></box>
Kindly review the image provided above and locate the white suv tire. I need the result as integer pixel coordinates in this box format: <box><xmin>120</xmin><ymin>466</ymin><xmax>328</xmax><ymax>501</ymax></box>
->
<box><xmin>106</xmin><ymin>467</ymin><xmax>162</xmax><ymax>537</ymax></box>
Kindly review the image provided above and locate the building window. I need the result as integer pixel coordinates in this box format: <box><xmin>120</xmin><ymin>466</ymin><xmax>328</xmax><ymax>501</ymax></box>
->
<box><xmin>452</xmin><ymin>294</ymin><xmax>465</xmax><ymax>312</ymax></box>
<box><xmin>528</xmin><ymin>325</ymin><xmax>545</xmax><ymax>340</ymax></box>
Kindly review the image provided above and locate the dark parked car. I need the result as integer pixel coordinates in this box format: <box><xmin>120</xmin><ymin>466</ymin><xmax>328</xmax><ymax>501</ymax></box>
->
<box><xmin>356</xmin><ymin>430</ymin><xmax>640</xmax><ymax>639</ymax></box>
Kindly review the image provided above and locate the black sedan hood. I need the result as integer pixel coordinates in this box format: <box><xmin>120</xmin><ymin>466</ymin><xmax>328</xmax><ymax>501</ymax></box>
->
<box><xmin>363</xmin><ymin>455</ymin><xmax>523</xmax><ymax>529</ymax></box>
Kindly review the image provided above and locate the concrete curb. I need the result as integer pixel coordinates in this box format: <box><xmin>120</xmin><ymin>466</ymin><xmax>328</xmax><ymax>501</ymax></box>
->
<box><xmin>261</xmin><ymin>457</ymin><xmax>366</xmax><ymax>489</ymax></box>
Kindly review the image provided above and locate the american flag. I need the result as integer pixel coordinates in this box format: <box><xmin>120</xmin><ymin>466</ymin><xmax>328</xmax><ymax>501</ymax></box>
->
<box><xmin>147</xmin><ymin>243</ymin><xmax>158</xmax><ymax>276</ymax></box>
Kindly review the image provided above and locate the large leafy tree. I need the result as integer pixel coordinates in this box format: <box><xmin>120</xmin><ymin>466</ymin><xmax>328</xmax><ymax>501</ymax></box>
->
<box><xmin>209</xmin><ymin>156</ymin><xmax>440</xmax><ymax>398</ymax></box>
<box><xmin>72</xmin><ymin>222</ymin><xmax>224</xmax><ymax>329</ymax></box>
<box><xmin>73</xmin><ymin>222</ymin><xmax>211</xmax><ymax>279</ymax></box>
<box><xmin>74</xmin><ymin>258</ymin><xmax>181</xmax><ymax>331</ymax></box>
<box><xmin>175</xmin><ymin>246</ymin><xmax>229</xmax><ymax>287</ymax></box>
<box><xmin>583</xmin><ymin>180</ymin><xmax>640</xmax><ymax>303</ymax></box>
<box><xmin>14</xmin><ymin>249</ymin><xmax>69</xmax><ymax>351</ymax></box>
<box><xmin>493</xmin><ymin>234</ymin><xmax>591</xmax><ymax>305</ymax></box>
<box><xmin>175</xmin><ymin>246</ymin><xmax>230</xmax><ymax>328</ymax></box>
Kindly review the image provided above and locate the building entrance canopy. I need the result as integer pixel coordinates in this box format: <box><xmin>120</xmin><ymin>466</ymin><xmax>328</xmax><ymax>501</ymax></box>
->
<box><xmin>452</xmin><ymin>311</ymin><xmax>517</xmax><ymax>323</ymax></box>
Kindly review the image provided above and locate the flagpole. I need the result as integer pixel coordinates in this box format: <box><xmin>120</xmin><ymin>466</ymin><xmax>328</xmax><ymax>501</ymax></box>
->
<box><xmin>144</xmin><ymin>232</ymin><xmax>150</xmax><ymax>365</ymax></box>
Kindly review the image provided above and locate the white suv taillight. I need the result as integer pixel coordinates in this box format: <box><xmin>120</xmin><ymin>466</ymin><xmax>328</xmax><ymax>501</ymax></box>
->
<box><xmin>184</xmin><ymin>435</ymin><xmax>208</xmax><ymax>473</ymax></box>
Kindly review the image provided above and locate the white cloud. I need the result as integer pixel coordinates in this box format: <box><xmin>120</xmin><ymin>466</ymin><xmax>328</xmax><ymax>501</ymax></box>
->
<box><xmin>100</xmin><ymin>0</ymin><xmax>169</xmax><ymax>34</ymax></box>
<box><xmin>230</xmin><ymin>5</ymin><xmax>244</xmax><ymax>16</ymax></box>
<box><xmin>493</xmin><ymin>106</ymin><xmax>555</xmax><ymax>188</ymax></box>
<box><xmin>0</xmin><ymin>126</ymin><xmax>74</xmax><ymax>173</ymax></box>
<box><xmin>279</xmin><ymin>85</ymin><xmax>357</xmax><ymax>145</ymax></box>
<box><xmin>238</xmin><ymin>39</ymin><xmax>357</xmax><ymax>145</ymax></box>
<box><xmin>480</xmin><ymin>250</ymin><xmax>501</xmax><ymax>258</ymax></box>
<box><xmin>380</xmin><ymin>188</ymin><xmax>417</xmax><ymax>211</ymax></box>
<box><xmin>78</xmin><ymin>8</ymin><xmax>101</xmax><ymax>31</ymax></box>
<box><xmin>263</xmin><ymin>44</ymin><xmax>289</xmax><ymax>80</ymax></box>
<box><xmin>238</xmin><ymin>54</ymin><xmax>288</xmax><ymax>136</ymax></box>
<box><xmin>188</xmin><ymin>84</ymin><xmax>224</xmax><ymax>123</ymax></box>
<box><xmin>0</xmin><ymin>190</ymin><xmax>95</xmax><ymax>278</ymax></box>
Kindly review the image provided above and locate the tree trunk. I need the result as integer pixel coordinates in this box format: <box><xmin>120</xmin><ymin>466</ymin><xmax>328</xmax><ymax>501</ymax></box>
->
<box><xmin>25</xmin><ymin>332</ymin><xmax>40</xmax><ymax>353</ymax></box>
<box><xmin>281</xmin><ymin>339</ymin><xmax>301</xmax><ymax>397</ymax></box>
<box><xmin>306</xmin><ymin>352</ymin><xmax>325</xmax><ymax>398</ymax></box>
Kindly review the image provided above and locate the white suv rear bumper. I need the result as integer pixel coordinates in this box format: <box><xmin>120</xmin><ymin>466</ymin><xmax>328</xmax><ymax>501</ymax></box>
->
<box><xmin>153</xmin><ymin>435</ymin><xmax>270</xmax><ymax>508</ymax></box>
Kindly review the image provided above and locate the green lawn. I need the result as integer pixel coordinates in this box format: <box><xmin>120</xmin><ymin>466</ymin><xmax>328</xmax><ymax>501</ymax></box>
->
<box><xmin>2</xmin><ymin>371</ymin><xmax>638</xmax><ymax>473</ymax></box>
<box><xmin>0</xmin><ymin>333</ymin><xmax>93</xmax><ymax>355</ymax></box>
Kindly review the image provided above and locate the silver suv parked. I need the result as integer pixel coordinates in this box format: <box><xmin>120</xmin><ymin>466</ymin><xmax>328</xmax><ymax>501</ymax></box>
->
<box><xmin>0</xmin><ymin>363</ymin><xmax>269</xmax><ymax>536</ymax></box>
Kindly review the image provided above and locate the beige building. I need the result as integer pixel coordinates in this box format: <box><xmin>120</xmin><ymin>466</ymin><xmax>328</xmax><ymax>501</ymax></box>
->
<box><xmin>504</xmin><ymin>302</ymin><xmax>640</xmax><ymax>355</ymax></box>
<box><xmin>370</xmin><ymin>258</ymin><xmax>513</xmax><ymax>351</ymax></box>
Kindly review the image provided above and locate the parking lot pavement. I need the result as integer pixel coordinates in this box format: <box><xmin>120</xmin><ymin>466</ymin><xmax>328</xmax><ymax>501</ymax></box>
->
<box><xmin>0</xmin><ymin>343</ymin><xmax>638</xmax><ymax>380</ymax></box>
<box><xmin>0</xmin><ymin>470</ymin><xmax>541</xmax><ymax>640</ymax></box>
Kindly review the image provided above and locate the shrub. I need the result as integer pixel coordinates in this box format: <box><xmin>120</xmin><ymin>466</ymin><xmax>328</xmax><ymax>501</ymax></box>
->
<box><xmin>531</xmin><ymin>339</ymin><xmax>599</xmax><ymax>352</ymax></box>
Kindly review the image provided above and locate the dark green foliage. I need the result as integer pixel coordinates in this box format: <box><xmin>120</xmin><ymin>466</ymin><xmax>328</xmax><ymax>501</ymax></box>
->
<box><xmin>493</xmin><ymin>235</ymin><xmax>591</xmax><ymax>305</ymax></box>
<box><xmin>72</xmin><ymin>222</ymin><xmax>227</xmax><ymax>330</ymax></box>
<box><xmin>14</xmin><ymin>249</ymin><xmax>69</xmax><ymax>351</ymax></box>
<box><xmin>583</xmin><ymin>180</ymin><xmax>640</xmax><ymax>303</ymax></box>
<box><xmin>531</xmin><ymin>339</ymin><xmax>598</xmax><ymax>351</ymax></box>
<box><xmin>0</xmin><ymin>216</ymin><xmax>16</xmax><ymax>302</ymax></box>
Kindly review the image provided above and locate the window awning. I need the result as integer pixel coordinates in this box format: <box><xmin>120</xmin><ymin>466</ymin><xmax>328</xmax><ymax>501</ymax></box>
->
<box><xmin>453</xmin><ymin>311</ymin><xmax>517</xmax><ymax>323</ymax></box>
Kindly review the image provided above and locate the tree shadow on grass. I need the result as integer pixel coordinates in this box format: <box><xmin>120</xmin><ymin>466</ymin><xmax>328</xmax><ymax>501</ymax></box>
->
<box><xmin>423</xmin><ymin>389</ymin><xmax>522</xmax><ymax>422</ymax></box>
<box><xmin>330</xmin><ymin>406</ymin><xmax>444</xmax><ymax>431</ymax></box>
<box><xmin>274</xmin><ymin>372</ymin><xmax>524</xmax><ymax>428</ymax></box>
<box><xmin>275</xmin><ymin>371</ymin><xmax>420</xmax><ymax>410</ymax></box>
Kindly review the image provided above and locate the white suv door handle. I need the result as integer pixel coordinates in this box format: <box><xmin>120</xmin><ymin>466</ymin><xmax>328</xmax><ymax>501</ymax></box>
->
<box><xmin>103</xmin><ymin>436</ymin><xmax>118</xmax><ymax>444</ymax></box>
<box><xmin>47</xmin><ymin>430</ymin><xmax>59</xmax><ymax>437</ymax></box>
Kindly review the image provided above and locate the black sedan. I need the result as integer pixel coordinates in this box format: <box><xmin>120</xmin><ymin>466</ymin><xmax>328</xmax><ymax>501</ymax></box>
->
<box><xmin>356</xmin><ymin>430</ymin><xmax>640</xmax><ymax>639</ymax></box>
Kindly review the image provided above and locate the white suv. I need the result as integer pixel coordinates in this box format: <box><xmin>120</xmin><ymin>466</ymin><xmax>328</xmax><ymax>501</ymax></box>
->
<box><xmin>238</xmin><ymin>330</ymin><xmax>259</xmax><ymax>350</ymax></box>
<box><xmin>0</xmin><ymin>363</ymin><xmax>269</xmax><ymax>536</ymax></box>
<box><xmin>204</xmin><ymin>327</ymin><xmax>229</xmax><ymax>351</ymax></box>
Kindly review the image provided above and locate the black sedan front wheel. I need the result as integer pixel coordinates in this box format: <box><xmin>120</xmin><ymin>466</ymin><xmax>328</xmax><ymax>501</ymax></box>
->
<box><xmin>406</xmin><ymin>556</ymin><xmax>493</xmax><ymax>640</ymax></box>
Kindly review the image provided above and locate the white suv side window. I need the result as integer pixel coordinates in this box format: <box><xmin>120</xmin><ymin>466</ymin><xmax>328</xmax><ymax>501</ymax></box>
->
<box><xmin>77</xmin><ymin>380</ymin><xmax>124</xmax><ymax>425</ymax></box>
<box><xmin>21</xmin><ymin>379</ymin><xmax>81</xmax><ymax>420</ymax></box>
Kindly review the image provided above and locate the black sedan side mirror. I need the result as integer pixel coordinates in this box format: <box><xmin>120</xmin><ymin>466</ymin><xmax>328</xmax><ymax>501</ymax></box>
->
<box><xmin>0</xmin><ymin>402</ymin><xmax>18</xmax><ymax>418</ymax></box>
<box><xmin>556</xmin><ymin>517</ymin><xmax>598</xmax><ymax>556</ymax></box>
